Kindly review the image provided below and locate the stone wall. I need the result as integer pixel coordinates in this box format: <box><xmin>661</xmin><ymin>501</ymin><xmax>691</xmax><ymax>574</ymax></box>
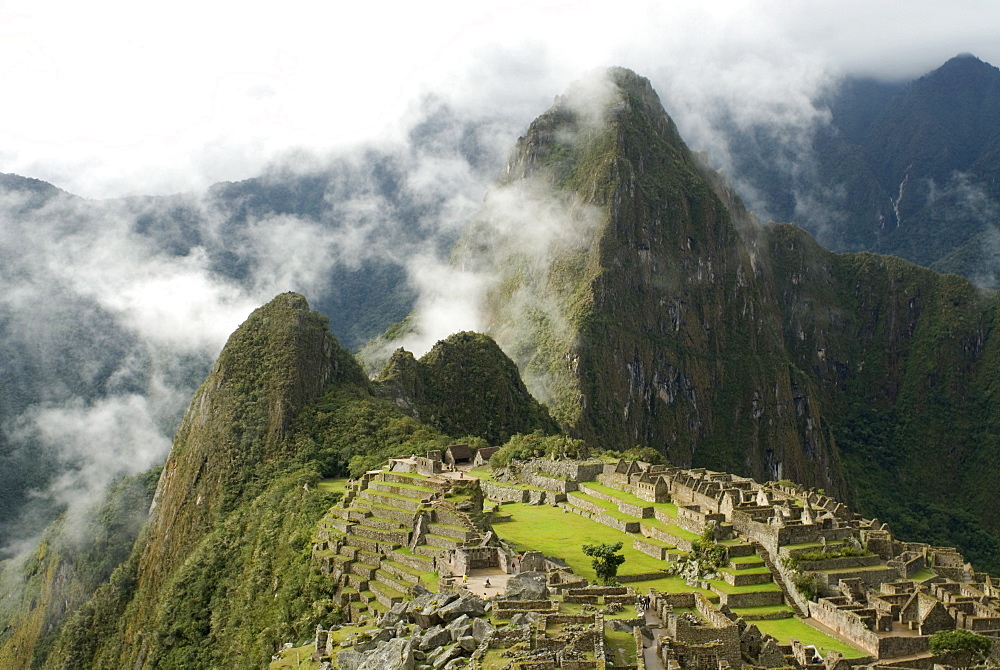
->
<box><xmin>797</xmin><ymin>556</ymin><xmax>882</xmax><ymax>572</ymax></box>
<box><xmin>529</xmin><ymin>459</ymin><xmax>609</xmax><ymax>483</ymax></box>
<box><xmin>715</xmin><ymin>589</ymin><xmax>784</xmax><ymax>608</ymax></box>
<box><xmin>816</xmin><ymin>566</ymin><xmax>900</xmax><ymax>591</ymax></box>
<box><xmin>810</xmin><ymin>598</ymin><xmax>881</xmax><ymax>657</ymax></box>
<box><xmin>480</xmin><ymin>480</ymin><xmax>529</xmax><ymax>503</ymax></box>
<box><xmin>529</xmin><ymin>473</ymin><xmax>579</xmax><ymax>494</ymax></box>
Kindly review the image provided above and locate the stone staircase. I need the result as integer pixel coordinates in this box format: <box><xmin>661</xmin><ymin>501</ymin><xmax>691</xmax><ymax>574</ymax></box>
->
<box><xmin>313</xmin><ymin>469</ymin><xmax>488</xmax><ymax>621</ymax></box>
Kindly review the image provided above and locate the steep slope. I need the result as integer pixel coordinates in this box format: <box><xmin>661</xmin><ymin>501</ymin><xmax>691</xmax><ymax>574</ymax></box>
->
<box><xmin>0</xmin><ymin>470</ymin><xmax>159</xmax><ymax>669</ymax></box>
<box><xmin>763</xmin><ymin>224</ymin><xmax>1000</xmax><ymax>570</ymax></box>
<box><xmin>459</xmin><ymin>68</ymin><xmax>844</xmax><ymax>494</ymax></box>
<box><xmin>38</xmin><ymin>293</ymin><xmax>359</xmax><ymax>669</ymax></box>
<box><xmin>722</xmin><ymin>54</ymin><xmax>1000</xmax><ymax>286</ymax></box>
<box><xmin>453</xmin><ymin>67</ymin><xmax>1000</xmax><ymax>569</ymax></box>
<box><xmin>28</xmin><ymin>295</ymin><xmax>551</xmax><ymax>668</ymax></box>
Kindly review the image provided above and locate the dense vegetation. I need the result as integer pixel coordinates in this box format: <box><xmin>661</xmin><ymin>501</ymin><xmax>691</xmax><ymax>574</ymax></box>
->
<box><xmin>375</xmin><ymin>332</ymin><xmax>559</xmax><ymax>446</ymax></box>
<box><xmin>0</xmin><ymin>468</ymin><xmax>160</xmax><ymax>668</ymax></box>
<box><xmin>18</xmin><ymin>294</ymin><xmax>557</xmax><ymax>669</ymax></box>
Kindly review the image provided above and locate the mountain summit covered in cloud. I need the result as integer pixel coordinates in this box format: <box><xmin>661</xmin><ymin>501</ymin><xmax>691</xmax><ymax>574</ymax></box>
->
<box><xmin>720</xmin><ymin>53</ymin><xmax>1000</xmax><ymax>287</ymax></box>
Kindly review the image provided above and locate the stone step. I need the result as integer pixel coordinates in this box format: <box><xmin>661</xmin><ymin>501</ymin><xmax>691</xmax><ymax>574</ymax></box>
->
<box><xmin>350</xmin><ymin>561</ymin><xmax>379</xmax><ymax>580</ymax></box>
<box><xmin>423</xmin><ymin>533</ymin><xmax>462</xmax><ymax>549</ymax></box>
<box><xmin>374</xmin><ymin>568</ymin><xmax>412</xmax><ymax>594</ymax></box>
<box><xmin>369</xmin><ymin>480</ymin><xmax>434</xmax><ymax>500</ymax></box>
<box><xmin>345</xmin><ymin>573</ymin><xmax>369</xmax><ymax>591</ymax></box>
<box><xmin>427</xmin><ymin>522</ymin><xmax>477</xmax><ymax>542</ymax></box>
<box><xmin>351</xmin><ymin>525</ymin><xmax>411</xmax><ymax>546</ymax></box>
<box><xmin>413</xmin><ymin>544</ymin><xmax>446</xmax><ymax>558</ymax></box>
<box><xmin>391</xmin><ymin>549</ymin><xmax>437</xmax><ymax>572</ymax></box>
<box><xmin>381</xmin><ymin>560</ymin><xmax>422</xmax><ymax>585</ymax></box>
<box><xmin>720</xmin><ymin>568</ymin><xmax>774</xmax><ymax>587</ymax></box>
<box><xmin>358</xmin><ymin>515</ymin><xmax>408</xmax><ymax>531</ymax></box>
<box><xmin>370</xmin><ymin>580</ymin><xmax>407</xmax><ymax>608</ymax></box>
<box><xmin>356</xmin><ymin>549</ymin><xmax>382</xmax><ymax>566</ymax></box>
<box><xmin>359</xmin><ymin>490</ymin><xmax>424</xmax><ymax>512</ymax></box>
<box><xmin>724</xmin><ymin>542</ymin><xmax>757</xmax><ymax>558</ymax></box>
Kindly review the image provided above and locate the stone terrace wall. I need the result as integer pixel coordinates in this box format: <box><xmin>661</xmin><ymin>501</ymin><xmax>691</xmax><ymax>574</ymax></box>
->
<box><xmin>531</xmin><ymin>459</ymin><xmax>608</xmax><ymax>482</ymax></box>
<box><xmin>810</xmin><ymin>598</ymin><xmax>880</xmax><ymax>657</ymax></box>
<box><xmin>563</xmin><ymin>498</ymin><xmax>640</xmax><ymax>533</ymax></box>
<box><xmin>579</xmin><ymin>484</ymin><xmax>653</xmax><ymax>518</ymax></box>
<box><xmin>480</xmin><ymin>481</ymin><xmax>529</xmax><ymax>503</ymax></box>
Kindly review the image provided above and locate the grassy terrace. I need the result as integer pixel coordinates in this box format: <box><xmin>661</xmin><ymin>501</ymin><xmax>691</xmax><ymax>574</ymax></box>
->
<box><xmin>754</xmin><ymin>619</ymin><xmax>867</xmax><ymax>659</ymax></box>
<box><xmin>316</xmin><ymin>477</ymin><xmax>349</xmax><ymax>493</ymax></box>
<box><xmin>582</xmin><ymin>481</ymin><xmax>680</xmax><ymax>518</ymax></box>
<box><xmin>720</xmin><ymin>564</ymin><xmax>771</xmax><ymax>575</ymax></box>
<box><xmin>705</xmin><ymin>578</ymin><xmax>781</xmax><ymax>594</ymax></box>
<box><xmin>568</xmin><ymin>491</ymin><xmax>644</xmax><ymax>522</ymax></box>
<box><xmin>499</xmin><ymin>503</ymin><xmax>665</xmax><ymax>579</ymax></box>
<box><xmin>730</xmin><ymin>554</ymin><xmax>765</xmax><ymax>566</ymax></box>
<box><xmin>730</xmin><ymin>604</ymin><xmax>794</xmax><ymax>617</ymax></box>
<box><xmin>385</xmin><ymin>470</ymin><xmax>430</xmax><ymax>480</ymax></box>
<box><xmin>377</xmin><ymin>480</ymin><xmax>437</xmax><ymax>493</ymax></box>
<box><xmin>639</xmin><ymin>517</ymin><xmax>700</xmax><ymax>542</ymax></box>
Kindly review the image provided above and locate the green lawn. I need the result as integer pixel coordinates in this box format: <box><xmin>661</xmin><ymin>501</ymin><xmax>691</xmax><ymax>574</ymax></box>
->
<box><xmin>730</xmin><ymin>604</ymin><xmax>794</xmax><ymax>617</ymax></box>
<box><xmin>605</xmin><ymin>629</ymin><xmax>637</xmax><ymax>665</ymax></box>
<box><xmin>494</xmin><ymin>503</ymin><xmax>669</xmax><ymax>581</ymax></box>
<box><xmin>753</xmin><ymin>618</ymin><xmax>867</xmax><ymax>658</ymax></box>
<box><xmin>581</xmin><ymin>481</ymin><xmax>652</xmax><ymax>507</ymax></box>
<box><xmin>316</xmin><ymin>478</ymin><xmax>349</xmax><ymax>493</ymax></box>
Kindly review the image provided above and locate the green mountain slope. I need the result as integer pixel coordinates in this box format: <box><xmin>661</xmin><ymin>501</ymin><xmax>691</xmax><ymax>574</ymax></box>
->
<box><xmin>19</xmin><ymin>293</ymin><xmax>551</xmax><ymax>669</ymax></box>
<box><xmin>725</xmin><ymin>54</ymin><xmax>1000</xmax><ymax>286</ymax></box>
<box><xmin>454</xmin><ymin>67</ymin><xmax>1000</xmax><ymax>570</ymax></box>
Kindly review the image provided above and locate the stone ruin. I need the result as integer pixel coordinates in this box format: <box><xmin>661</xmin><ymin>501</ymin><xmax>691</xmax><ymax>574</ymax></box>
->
<box><xmin>309</xmin><ymin>453</ymin><xmax>1000</xmax><ymax>670</ymax></box>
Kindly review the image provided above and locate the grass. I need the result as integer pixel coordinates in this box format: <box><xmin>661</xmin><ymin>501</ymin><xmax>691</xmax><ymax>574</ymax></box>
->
<box><xmin>639</xmin><ymin>517</ymin><xmax>700</xmax><ymax>542</ymax></box>
<box><xmin>627</xmin><ymin>575</ymin><xmax>717</xmax><ymax>600</ymax></box>
<box><xmin>581</xmin><ymin>481</ymin><xmax>652</xmax><ymax>508</ymax></box>
<box><xmin>316</xmin><ymin>478</ymin><xmax>349</xmax><ymax>493</ymax></box>
<box><xmin>729</xmin><ymin>554</ymin><xmax>765</xmax><ymax>565</ymax></box>
<box><xmin>909</xmin><ymin>568</ymin><xmax>937</xmax><ymax>581</ymax></box>
<box><xmin>605</xmin><ymin>629</ymin><xmax>637</xmax><ymax>665</ymax></box>
<box><xmin>568</xmin><ymin>492</ymin><xmax>644</xmax><ymax>522</ymax></box>
<box><xmin>269</xmin><ymin>644</ymin><xmax>321</xmax><ymax>669</ymax></box>
<box><xmin>705</xmin><ymin>579</ymin><xmax>780</xmax><ymax>594</ymax></box>
<box><xmin>730</xmin><ymin>604</ymin><xmax>794</xmax><ymax>617</ymax></box>
<box><xmin>495</xmin><ymin>503</ymin><xmax>669</xmax><ymax>581</ymax></box>
<box><xmin>753</xmin><ymin>618</ymin><xmax>867</xmax><ymax>658</ymax></box>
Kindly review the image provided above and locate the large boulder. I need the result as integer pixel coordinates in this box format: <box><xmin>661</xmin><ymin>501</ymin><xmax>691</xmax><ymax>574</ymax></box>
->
<box><xmin>437</xmin><ymin>594</ymin><xmax>487</xmax><ymax>621</ymax></box>
<box><xmin>418</xmin><ymin>625</ymin><xmax>453</xmax><ymax>652</ymax></box>
<box><xmin>502</xmin><ymin>571</ymin><xmax>549</xmax><ymax>600</ymax></box>
<box><xmin>472</xmin><ymin>617</ymin><xmax>495</xmax><ymax>644</ymax></box>
<box><xmin>359</xmin><ymin>638</ymin><xmax>415</xmax><ymax>670</ymax></box>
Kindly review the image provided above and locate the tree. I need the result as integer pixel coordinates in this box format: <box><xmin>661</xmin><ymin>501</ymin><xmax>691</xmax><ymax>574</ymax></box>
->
<box><xmin>582</xmin><ymin>542</ymin><xmax>626</xmax><ymax>585</ymax></box>
<box><xmin>929</xmin><ymin>629</ymin><xmax>992</xmax><ymax>667</ymax></box>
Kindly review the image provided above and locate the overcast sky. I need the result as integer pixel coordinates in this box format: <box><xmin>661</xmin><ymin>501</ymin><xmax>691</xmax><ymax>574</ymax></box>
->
<box><xmin>2</xmin><ymin>0</ymin><xmax>998</xmax><ymax>199</ymax></box>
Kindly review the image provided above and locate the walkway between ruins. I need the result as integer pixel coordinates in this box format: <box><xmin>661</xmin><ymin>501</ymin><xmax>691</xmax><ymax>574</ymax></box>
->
<box><xmin>463</xmin><ymin>567</ymin><xmax>512</xmax><ymax>599</ymax></box>
<box><xmin>642</xmin><ymin>607</ymin><xmax>667</xmax><ymax>670</ymax></box>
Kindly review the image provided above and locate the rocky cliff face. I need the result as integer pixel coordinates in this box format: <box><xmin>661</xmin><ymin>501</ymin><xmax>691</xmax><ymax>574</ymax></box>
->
<box><xmin>457</xmin><ymin>68</ymin><xmax>1000</xmax><ymax>566</ymax></box>
<box><xmin>459</xmin><ymin>68</ymin><xmax>844</xmax><ymax>495</ymax></box>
